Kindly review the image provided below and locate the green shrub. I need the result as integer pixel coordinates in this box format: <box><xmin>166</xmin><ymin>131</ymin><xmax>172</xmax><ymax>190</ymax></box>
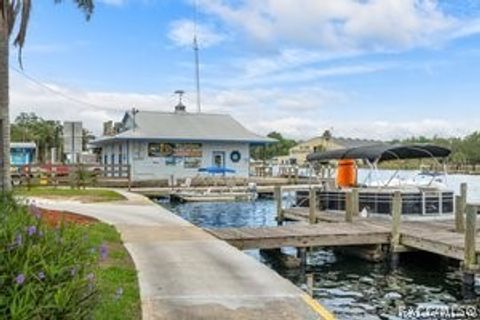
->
<box><xmin>0</xmin><ymin>194</ymin><xmax>99</xmax><ymax>319</ymax></box>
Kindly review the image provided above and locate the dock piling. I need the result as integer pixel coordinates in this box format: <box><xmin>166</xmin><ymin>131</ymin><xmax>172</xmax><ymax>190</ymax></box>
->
<box><xmin>309</xmin><ymin>187</ymin><xmax>317</xmax><ymax>224</ymax></box>
<box><xmin>454</xmin><ymin>195</ymin><xmax>465</xmax><ymax>233</ymax></box>
<box><xmin>390</xmin><ymin>191</ymin><xmax>402</xmax><ymax>267</ymax></box>
<box><xmin>352</xmin><ymin>188</ymin><xmax>359</xmax><ymax>217</ymax></box>
<box><xmin>274</xmin><ymin>186</ymin><xmax>284</xmax><ymax>225</ymax></box>
<box><xmin>464</xmin><ymin>204</ymin><xmax>477</xmax><ymax>269</ymax></box>
<box><xmin>345</xmin><ymin>191</ymin><xmax>354</xmax><ymax>222</ymax></box>
<box><xmin>462</xmin><ymin>204</ymin><xmax>477</xmax><ymax>287</ymax></box>
<box><xmin>306</xmin><ymin>273</ymin><xmax>314</xmax><ymax>297</ymax></box>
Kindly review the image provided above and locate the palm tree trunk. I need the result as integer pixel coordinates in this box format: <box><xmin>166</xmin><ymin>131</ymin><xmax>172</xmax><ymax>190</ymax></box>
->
<box><xmin>0</xmin><ymin>19</ymin><xmax>11</xmax><ymax>191</ymax></box>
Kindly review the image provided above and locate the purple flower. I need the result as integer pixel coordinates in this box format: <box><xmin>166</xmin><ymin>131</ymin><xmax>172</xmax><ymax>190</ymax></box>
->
<box><xmin>29</xmin><ymin>203</ymin><xmax>42</xmax><ymax>219</ymax></box>
<box><xmin>114</xmin><ymin>287</ymin><xmax>124</xmax><ymax>300</ymax></box>
<box><xmin>99</xmin><ymin>244</ymin><xmax>108</xmax><ymax>260</ymax></box>
<box><xmin>38</xmin><ymin>271</ymin><xmax>45</xmax><ymax>280</ymax></box>
<box><xmin>27</xmin><ymin>225</ymin><xmax>37</xmax><ymax>236</ymax></box>
<box><xmin>15</xmin><ymin>274</ymin><xmax>25</xmax><ymax>285</ymax></box>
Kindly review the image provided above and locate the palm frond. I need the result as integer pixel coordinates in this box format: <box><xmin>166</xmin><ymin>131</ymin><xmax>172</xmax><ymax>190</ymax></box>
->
<box><xmin>56</xmin><ymin>0</ymin><xmax>94</xmax><ymax>20</ymax></box>
<box><xmin>3</xmin><ymin>0</ymin><xmax>95</xmax><ymax>68</ymax></box>
<box><xmin>12</xmin><ymin>0</ymin><xmax>30</xmax><ymax>68</ymax></box>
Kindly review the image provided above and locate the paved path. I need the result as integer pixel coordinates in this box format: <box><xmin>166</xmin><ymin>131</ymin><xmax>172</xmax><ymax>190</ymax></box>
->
<box><xmin>35</xmin><ymin>191</ymin><xmax>333</xmax><ymax>320</ymax></box>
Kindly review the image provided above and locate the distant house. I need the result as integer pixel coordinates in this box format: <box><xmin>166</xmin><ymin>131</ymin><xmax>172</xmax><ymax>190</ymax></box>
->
<box><xmin>278</xmin><ymin>131</ymin><xmax>381</xmax><ymax>165</ymax></box>
<box><xmin>92</xmin><ymin>104</ymin><xmax>274</xmax><ymax>181</ymax></box>
<box><xmin>10</xmin><ymin>142</ymin><xmax>36</xmax><ymax>166</ymax></box>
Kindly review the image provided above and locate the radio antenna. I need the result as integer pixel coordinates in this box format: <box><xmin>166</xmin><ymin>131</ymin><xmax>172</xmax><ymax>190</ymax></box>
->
<box><xmin>193</xmin><ymin>0</ymin><xmax>201</xmax><ymax>113</ymax></box>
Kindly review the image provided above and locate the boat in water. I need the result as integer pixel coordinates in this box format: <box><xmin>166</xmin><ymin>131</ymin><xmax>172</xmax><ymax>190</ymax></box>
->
<box><xmin>170</xmin><ymin>167</ymin><xmax>258</xmax><ymax>202</ymax></box>
<box><xmin>300</xmin><ymin>144</ymin><xmax>454</xmax><ymax>218</ymax></box>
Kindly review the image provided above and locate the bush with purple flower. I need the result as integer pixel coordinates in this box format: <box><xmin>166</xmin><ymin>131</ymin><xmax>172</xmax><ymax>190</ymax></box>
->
<box><xmin>0</xmin><ymin>193</ymin><xmax>99</xmax><ymax>319</ymax></box>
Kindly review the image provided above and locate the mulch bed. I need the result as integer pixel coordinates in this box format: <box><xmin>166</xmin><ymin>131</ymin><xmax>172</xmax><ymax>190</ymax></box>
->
<box><xmin>38</xmin><ymin>208</ymin><xmax>98</xmax><ymax>227</ymax></box>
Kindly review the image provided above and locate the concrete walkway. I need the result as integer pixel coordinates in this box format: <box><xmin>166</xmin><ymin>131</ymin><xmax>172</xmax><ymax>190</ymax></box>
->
<box><xmin>35</xmin><ymin>191</ymin><xmax>333</xmax><ymax>320</ymax></box>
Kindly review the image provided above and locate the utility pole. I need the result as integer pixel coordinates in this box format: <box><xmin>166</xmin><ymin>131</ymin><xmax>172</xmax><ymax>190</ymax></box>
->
<box><xmin>193</xmin><ymin>0</ymin><xmax>201</xmax><ymax>113</ymax></box>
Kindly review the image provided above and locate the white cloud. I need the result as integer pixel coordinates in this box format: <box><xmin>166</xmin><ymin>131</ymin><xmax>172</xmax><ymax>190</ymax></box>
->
<box><xmin>9</xmin><ymin>72</ymin><xmax>479</xmax><ymax>141</ymax></box>
<box><xmin>198</xmin><ymin>0</ymin><xmax>475</xmax><ymax>52</ymax></box>
<box><xmin>168</xmin><ymin>19</ymin><xmax>225</xmax><ymax>48</ymax></box>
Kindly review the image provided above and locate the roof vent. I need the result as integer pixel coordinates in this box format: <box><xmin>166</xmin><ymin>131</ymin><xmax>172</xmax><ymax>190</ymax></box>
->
<box><xmin>174</xmin><ymin>90</ymin><xmax>187</xmax><ymax>113</ymax></box>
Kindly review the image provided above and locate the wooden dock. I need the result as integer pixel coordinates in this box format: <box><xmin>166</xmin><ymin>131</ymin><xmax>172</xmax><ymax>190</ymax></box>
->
<box><xmin>206</xmin><ymin>221</ymin><xmax>390</xmax><ymax>250</ymax></box>
<box><xmin>206</xmin><ymin>212</ymin><xmax>480</xmax><ymax>262</ymax></box>
<box><xmin>206</xmin><ymin>184</ymin><xmax>480</xmax><ymax>288</ymax></box>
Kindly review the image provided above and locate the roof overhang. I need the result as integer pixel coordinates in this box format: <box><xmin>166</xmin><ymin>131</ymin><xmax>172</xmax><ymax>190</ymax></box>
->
<box><xmin>91</xmin><ymin>136</ymin><xmax>276</xmax><ymax>146</ymax></box>
<box><xmin>306</xmin><ymin>144</ymin><xmax>451</xmax><ymax>163</ymax></box>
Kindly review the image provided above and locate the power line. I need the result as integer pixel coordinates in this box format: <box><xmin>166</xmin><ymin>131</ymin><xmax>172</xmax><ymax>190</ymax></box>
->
<box><xmin>10</xmin><ymin>65</ymin><xmax>114</xmax><ymax>111</ymax></box>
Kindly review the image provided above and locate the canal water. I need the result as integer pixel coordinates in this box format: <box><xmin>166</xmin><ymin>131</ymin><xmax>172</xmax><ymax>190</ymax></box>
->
<box><xmin>160</xmin><ymin>172</ymin><xmax>480</xmax><ymax>320</ymax></box>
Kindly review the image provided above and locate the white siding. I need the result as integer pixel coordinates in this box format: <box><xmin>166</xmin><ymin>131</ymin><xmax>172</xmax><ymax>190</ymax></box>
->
<box><xmin>106</xmin><ymin>140</ymin><xmax>251</xmax><ymax>181</ymax></box>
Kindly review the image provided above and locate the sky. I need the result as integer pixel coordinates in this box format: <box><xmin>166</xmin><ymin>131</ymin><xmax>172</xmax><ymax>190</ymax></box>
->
<box><xmin>8</xmin><ymin>0</ymin><xmax>480</xmax><ymax>140</ymax></box>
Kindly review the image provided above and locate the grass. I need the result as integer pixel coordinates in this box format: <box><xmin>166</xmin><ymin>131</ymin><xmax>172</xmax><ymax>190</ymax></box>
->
<box><xmin>84</xmin><ymin>222</ymin><xmax>141</xmax><ymax>320</ymax></box>
<box><xmin>15</xmin><ymin>187</ymin><xmax>126</xmax><ymax>202</ymax></box>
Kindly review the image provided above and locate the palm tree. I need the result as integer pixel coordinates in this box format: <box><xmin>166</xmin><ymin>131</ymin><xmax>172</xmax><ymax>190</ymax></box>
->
<box><xmin>0</xmin><ymin>1</ymin><xmax>94</xmax><ymax>191</ymax></box>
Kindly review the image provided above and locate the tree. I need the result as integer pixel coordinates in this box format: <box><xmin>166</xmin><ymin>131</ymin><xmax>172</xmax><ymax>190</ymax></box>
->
<box><xmin>251</xmin><ymin>131</ymin><xmax>297</xmax><ymax>160</ymax></box>
<box><xmin>0</xmin><ymin>1</ymin><xmax>94</xmax><ymax>190</ymax></box>
<box><xmin>11</xmin><ymin>112</ymin><xmax>63</xmax><ymax>162</ymax></box>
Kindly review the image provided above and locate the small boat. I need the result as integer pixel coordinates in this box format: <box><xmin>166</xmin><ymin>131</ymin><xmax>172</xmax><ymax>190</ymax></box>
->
<box><xmin>302</xmin><ymin>144</ymin><xmax>454</xmax><ymax>218</ymax></box>
<box><xmin>171</xmin><ymin>167</ymin><xmax>258</xmax><ymax>202</ymax></box>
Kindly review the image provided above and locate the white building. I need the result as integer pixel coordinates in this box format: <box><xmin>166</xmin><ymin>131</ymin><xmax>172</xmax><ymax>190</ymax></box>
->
<box><xmin>92</xmin><ymin>105</ymin><xmax>274</xmax><ymax>181</ymax></box>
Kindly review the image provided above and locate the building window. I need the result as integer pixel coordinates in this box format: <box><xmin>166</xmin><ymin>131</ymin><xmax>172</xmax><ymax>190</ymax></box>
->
<box><xmin>148</xmin><ymin>143</ymin><xmax>175</xmax><ymax>157</ymax></box>
<box><xmin>148</xmin><ymin>142</ymin><xmax>202</xmax><ymax>158</ymax></box>
<box><xmin>184</xmin><ymin>158</ymin><xmax>201</xmax><ymax>169</ymax></box>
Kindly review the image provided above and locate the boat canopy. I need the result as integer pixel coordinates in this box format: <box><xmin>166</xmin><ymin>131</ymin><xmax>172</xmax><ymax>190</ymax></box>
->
<box><xmin>306</xmin><ymin>144</ymin><xmax>451</xmax><ymax>163</ymax></box>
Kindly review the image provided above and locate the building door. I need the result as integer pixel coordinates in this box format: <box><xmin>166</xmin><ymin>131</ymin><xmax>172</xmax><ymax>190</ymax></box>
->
<box><xmin>212</xmin><ymin>151</ymin><xmax>225</xmax><ymax>168</ymax></box>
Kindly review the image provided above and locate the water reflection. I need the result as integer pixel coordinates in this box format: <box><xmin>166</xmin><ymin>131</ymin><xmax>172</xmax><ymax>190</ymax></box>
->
<box><xmin>161</xmin><ymin>198</ymin><xmax>479</xmax><ymax>320</ymax></box>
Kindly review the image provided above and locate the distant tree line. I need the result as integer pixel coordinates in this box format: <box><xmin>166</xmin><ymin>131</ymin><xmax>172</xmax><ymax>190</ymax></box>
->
<box><xmin>251</xmin><ymin>130</ymin><xmax>480</xmax><ymax>165</ymax></box>
<box><xmin>10</xmin><ymin>112</ymin><xmax>95</xmax><ymax>163</ymax></box>
<box><xmin>250</xmin><ymin>132</ymin><xmax>298</xmax><ymax>160</ymax></box>
<box><xmin>391</xmin><ymin>132</ymin><xmax>480</xmax><ymax>165</ymax></box>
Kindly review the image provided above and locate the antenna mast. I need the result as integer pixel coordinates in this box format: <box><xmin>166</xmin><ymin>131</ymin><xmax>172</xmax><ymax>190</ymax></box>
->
<box><xmin>193</xmin><ymin>0</ymin><xmax>201</xmax><ymax>113</ymax></box>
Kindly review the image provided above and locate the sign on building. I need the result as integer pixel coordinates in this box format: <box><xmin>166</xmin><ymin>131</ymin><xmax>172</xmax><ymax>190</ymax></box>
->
<box><xmin>63</xmin><ymin>121</ymin><xmax>83</xmax><ymax>163</ymax></box>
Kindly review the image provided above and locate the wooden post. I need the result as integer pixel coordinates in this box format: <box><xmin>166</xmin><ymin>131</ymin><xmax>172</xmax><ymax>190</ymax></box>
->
<box><xmin>455</xmin><ymin>195</ymin><xmax>465</xmax><ymax>233</ymax></box>
<box><xmin>345</xmin><ymin>191</ymin><xmax>354</xmax><ymax>222</ymax></box>
<box><xmin>274</xmin><ymin>186</ymin><xmax>284</xmax><ymax>225</ymax></box>
<box><xmin>352</xmin><ymin>188</ymin><xmax>359</xmax><ymax>217</ymax></box>
<box><xmin>390</xmin><ymin>191</ymin><xmax>402</xmax><ymax>249</ymax></box>
<box><xmin>390</xmin><ymin>191</ymin><xmax>402</xmax><ymax>268</ymax></box>
<box><xmin>306</xmin><ymin>273</ymin><xmax>314</xmax><ymax>296</ymax></box>
<box><xmin>464</xmin><ymin>204</ymin><xmax>477</xmax><ymax>269</ymax></box>
<box><xmin>463</xmin><ymin>204</ymin><xmax>477</xmax><ymax>287</ymax></box>
<box><xmin>309</xmin><ymin>187</ymin><xmax>317</xmax><ymax>224</ymax></box>
<box><xmin>460</xmin><ymin>182</ymin><xmax>468</xmax><ymax>208</ymax></box>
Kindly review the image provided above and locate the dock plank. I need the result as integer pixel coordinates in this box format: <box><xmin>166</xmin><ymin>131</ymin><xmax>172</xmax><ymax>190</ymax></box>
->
<box><xmin>206</xmin><ymin>222</ymin><xmax>390</xmax><ymax>250</ymax></box>
<box><xmin>208</xmin><ymin>207</ymin><xmax>480</xmax><ymax>261</ymax></box>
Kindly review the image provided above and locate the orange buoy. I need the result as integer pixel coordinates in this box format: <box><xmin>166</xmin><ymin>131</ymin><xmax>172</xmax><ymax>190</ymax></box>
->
<box><xmin>336</xmin><ymin>159</ymin><xmax>357</xmax><ymax>188</ymax></box>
